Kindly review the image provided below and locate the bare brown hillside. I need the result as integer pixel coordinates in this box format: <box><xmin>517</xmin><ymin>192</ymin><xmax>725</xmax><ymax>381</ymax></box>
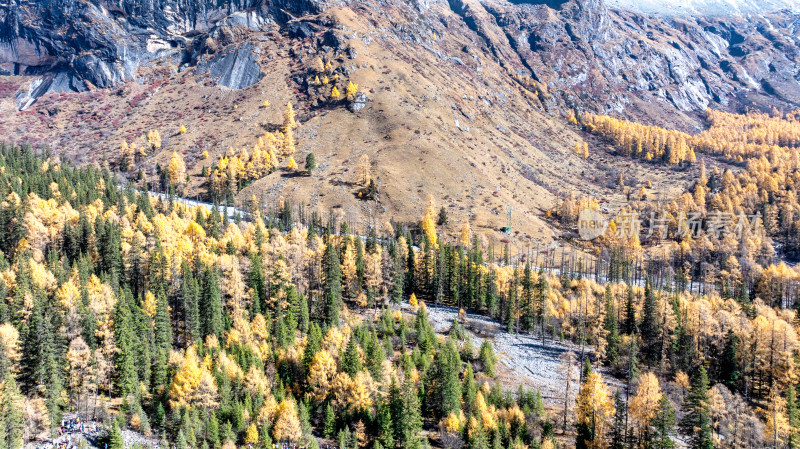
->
<box><xmin>2</xmin><ymin>0</ymin><xmax>773</xmax><ymax>249</ymax></box>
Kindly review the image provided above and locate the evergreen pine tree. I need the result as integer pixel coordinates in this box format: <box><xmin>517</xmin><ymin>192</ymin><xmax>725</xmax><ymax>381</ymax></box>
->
<box><xmin>479</xmin><ymin>340</ymin><xmax>497</xmax><ymax>377</ymax></box>
<box><xmin>609</xmin><ymin>390</ymin><xmax>626</xmax><ymax>449</ymax></box>
<box><xmin>650</xmin><ymin>395</ymin><xmax>677</xmax><ymax>449</ymax></box>
<box><xmin>467</xmin><ymin>422</ymin><xmax>489</xmax><ymax>449</ymax></box>
<box><xmin>153</xmin><ymin>290</ymin><xmax>172</xmax><ymax>389</ymax></box>
<box><xmin>405</xmin><ymin>238</ymin><xmax>416</xmax><ymax>296</ymax></box>
<box><xmin>113</xmin><ymin>291</ymin><xmax>139</xmax><ymax>396</ymax></box>
<box><xmin>298</xmin><ymin>293</ymin><xmax>310</xmax><ymax>333</ymax></box>
<box><xmin>343</xmin><ymin>336</ymin><xmax>362</xmax><ymax>376</ymax></box>
<box><xmin>182</xmin><ymin>263</ymin><xmax>200</xmax><ymax>343</ymax></box>
<box><xmin>400</xmin><ymin>380</ymin><xmax>423</xmax><ymax>449</ymax></box>
<box><xmin>391</xmin><ymin>250</ymin><xmax>404</xmax><ymax>304</ymax></box>
<box><xmin>304</xmin><ymin>323</ymin><xmax>323</xmax><ymax>372</ymax></box>
<box><xmin>109</xmin><ymin>424</ymin><xmax>125</xmax><ymax>449</ymax></box>
<box><xmin>247</xmin><ymin>252</ymin><xmax>265</xmax><ymax>316</ymax></box>
<box><xmin>323</xmin><ymin>403</ymin><xmax>336</xmax><ymax>438</ymax></box>
<box><xmin>623</xmin><ymin>286</ymin><xmax>636</xmax><ymax>335</ymax></box>
<box><xmin>176</xmin><ymin>429</ymin><xmax>188</xmax><ymax>449</ymax></box>
<box><xmin>433</xmin><ymin>340</ymin><xmax>462</xmax><ymax>418</ymax></box>
<box><xmin>202</xmin><ymin>266</ymin><xmax>224</xmax><ymax>340</ymax></box>
<box><xmin>640</xmin><ymin>278</ymin><xmax>660</xmax><ymax>365</ymax></box>
<box><xmin>365</xmin><ymin>330</ymin><xmax>385</xmax><ymax>379</ymax></box>
<box><xmin>377</xmin><ymin>401</ymin><xmax>395</xmax><ymax>449</ymax></box>
<box><xmin>0</xmin><ymin>374</ymin><xmax>23</xmax><ymax>449</ymax></box>
<box><xmin>719</xmin><ymin>329</ymin><xmax>740</xmax><ymax>390</ymax></box>
<box><xmin>323</xmin><ymin>234</ymin><xmax>343</xmax><ymax>325</ymax></box>
<box><xmin>680</xmin><ymin>366</ymin><xmax>713</xmax><ymax>449</ymax></box>
<box><xmin>463</xmin><ymin>363</ymin><xmax>477</xmax><ymax>415</ymax></box>
<box><xmin>604</xmin><ymin>286</ymin><xmax>620</xmax><ymax>367</ymax></box>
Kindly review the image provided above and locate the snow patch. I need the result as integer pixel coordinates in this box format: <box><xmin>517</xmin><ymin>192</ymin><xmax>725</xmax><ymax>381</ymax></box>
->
<box><xmin>606</xmin><ymin>0</ymin><xmax>800</xmax><ymax>16</ymax></box>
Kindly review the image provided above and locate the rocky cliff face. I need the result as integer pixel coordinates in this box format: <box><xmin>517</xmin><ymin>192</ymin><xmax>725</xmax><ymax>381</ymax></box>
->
<box><xmin>475</xmin><ymin>0</ymin><xmax>800</xmax><ymax>124</ymax></box>
<box><xmin>1</xmin><ymin>0</ymin><xmax>799</xmax><ymax>120</ymax></box>
<box><xmin>0</xmin><ymin>0</ymin><xmax>318</xmax><ymax>106</ymax></box>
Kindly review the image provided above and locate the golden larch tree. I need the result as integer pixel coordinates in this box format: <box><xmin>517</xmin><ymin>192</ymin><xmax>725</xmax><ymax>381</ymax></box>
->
<box><xmin>167</xmin><ymin>152</ymin><xmax>187</xmax><ymax>192</ymax></box>
<box><xmin>629</xmin><ymin>372</ymin><xmax>662</xmax><ymax>440</ymax></box>
<box><xmin>273</xmin><ymin>398</ymin><xmax>302</xmax><ymax>442</ymax></box>
<box><xmin>346</xmin><ymin>81</ymin><xmax>359</xmax><ymax>100</ymax></box>
<box><xmin>282</xmin><ymin>127</ymin><xmax>296</xmax><ymax>158</ymax></box>
<box><xmin>421</xmin><ymin>199</ymin><xmax>438</xmax><ymax>248</ymax></box>
<box><xmin>576</xmin><ymin>368</ymin><xmax>614</xmax><ymax>448</ymax></box>
<box><xmin>283</xmin><ymin>102</ymin><xmax>297</xmax><ymax>131</ymax></box>
<box><xmin>147</xmin><ymin>130</ymin><xmax>162</xmax><ymax>152</ymax></box>
<box><xmin>460</xmin><ymin>220</ymin><xmax>471</xmax><ymax>247</ymax></box>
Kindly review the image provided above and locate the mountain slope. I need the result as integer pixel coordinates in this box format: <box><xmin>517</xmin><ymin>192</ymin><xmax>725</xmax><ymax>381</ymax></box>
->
<box><xmin>0</xmin><ymin>0</ymin><xmax>798</xmax><ymax>246</ymax></box>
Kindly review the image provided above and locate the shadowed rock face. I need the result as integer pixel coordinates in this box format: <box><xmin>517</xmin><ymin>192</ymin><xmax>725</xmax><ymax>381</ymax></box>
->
<box><xmin>0</xmin><ymin>0</ymin><xmax>318</xmax><ymax>104</ymax></box>
<box><xmin>197</xmin><ymin>42</ymin><xmax>262</xmax><ymax>89</ymax></box>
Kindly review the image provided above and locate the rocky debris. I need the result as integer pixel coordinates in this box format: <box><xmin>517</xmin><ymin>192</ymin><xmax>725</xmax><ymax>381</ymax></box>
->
<box><xmin>348</xmin><ymin>91</ymin><xmax>369</xmax><ymax>112</ymax></box>
<box><xmin>197</xmin><ymin>43</ymin><xmax>263</xmax><ymax>89</ymax></box>
<box><xmin>120</xmin><ymin>430</ymin><xmax>160</xmax><ymax>449</ymax></box>
<box><xmin>415</xmin><ymin>304</ymin><xmax>596</xmax><ymax>403</ymax></box>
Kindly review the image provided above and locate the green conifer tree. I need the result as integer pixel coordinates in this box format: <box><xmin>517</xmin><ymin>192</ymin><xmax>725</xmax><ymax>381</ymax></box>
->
<box><xmin>109</xmin><ymin>424</ymin><xmax>125</xmax><ymax>449</ymax></box>
<box><xmin>479</xmin><ymin>341</ymin><xmax>496</xmax><ymax>377</ymax></box>
<box><xmin>623</xmin><ymin>286</ymin><xmax>636</xmax><ymax>335</ymax></box>
<box><xmin>202</xmin><ymin>266</ymin><xmax>224</xmax><ymax>340</ymax></box>
<box><xmin>680</xmin><ymin>366</ymin><xmax>713</xmax><ymax>449</ymax></box>
<box><xmin>0</xmin><ymin>374</ymin><xmax>23</xmax><ymax>449</ymax></box>
<box><xmin>719</xmin><ymin>329</ymin><xmax>740</xmax><ymax>389</ymax></box>
<box><xmin>650</xmin><ymin>395</ymin><xmax>677</xmax><ymax>449</ymax></box>
<box><xmin>640</xmin><ymin>278</ymin><xmax>660</xmax><ymax>365</ymax></box>
<box><xmin>323</xmin><ymin>234</ymin><xmax>343</xmax><ymax>325</ymax></box>
<box><xmin>433</xmin><ymin>340</ymin><xmax>462</xmax><ymax>418</ymax></box>
<box><xmin>788</xmin><ymin>385</ymin><xmax>800</xmax><ymax>449</ymax></box>
<box><xmin>343</xmin><ymin>336</ymin><xmax>362</xmax><ymax>377</ymax></box>
<box><xmin>323</xmin><ymin>403</ymin><xmax>336</xmax><ymax>438</ymax></box>
<box><xmin>304</xmin><ymin>323</ymin><xmax>323</xmax><ymax>372</ymax></box>
<box><xmin>377</xmin><ymin>400</ymin><xmax>395</xmax><ymax>449</ymax></box>
<box><xmin>609</xmin><ymin>389</ymin><xmax>626</xmax><ymax>449</ymax></box>
<box><xmin>604</xmin><ymin>286</ymin><xmax>620</xmax><ymax>367</ymax></box>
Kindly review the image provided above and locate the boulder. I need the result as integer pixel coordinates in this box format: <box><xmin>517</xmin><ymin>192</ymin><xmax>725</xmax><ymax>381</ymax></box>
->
<box><xmin>348</xmin><ymin>92</ymin><xmax>369</xmax><ymax>112</ymax></box>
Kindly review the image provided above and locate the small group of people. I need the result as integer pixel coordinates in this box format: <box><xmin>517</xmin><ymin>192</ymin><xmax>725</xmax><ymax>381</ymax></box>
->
<box><xmin>59</xmin><ymin>417</ymin><xmax>96</xmax><ymax>436</ymax></box>
<box><xmin>34</xmin><ymin>416</ymin><xmax>101</xmax><ymax>449</ymax></box>
<box><xmin>58</xmin><ymin>416</ymin><xmax>100</xmax><ymax>437</ymax></box>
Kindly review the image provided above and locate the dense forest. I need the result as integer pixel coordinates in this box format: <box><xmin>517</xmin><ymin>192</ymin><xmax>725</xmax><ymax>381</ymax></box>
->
<box><xmin>4</xmin><ymin>102</ymin><xmax>800</xmax><ymax>449</ymax></box>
